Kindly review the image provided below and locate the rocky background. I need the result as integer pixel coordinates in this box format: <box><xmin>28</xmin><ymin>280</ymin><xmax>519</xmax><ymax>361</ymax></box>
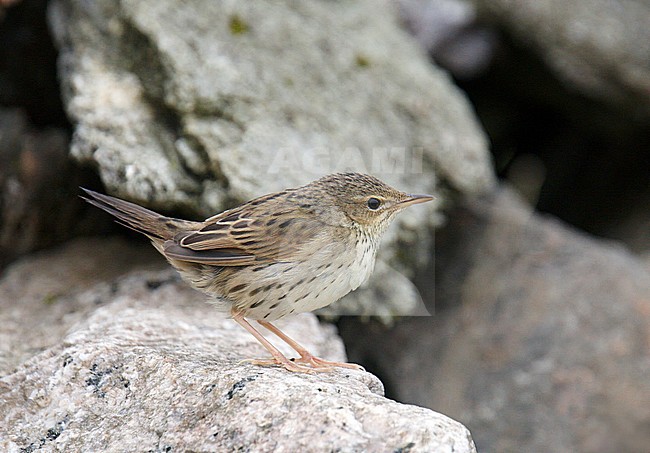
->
<box><xmin>1</xmin><ymin>0</ymin><xmax>648</xmax><ymax>451</ymax></box>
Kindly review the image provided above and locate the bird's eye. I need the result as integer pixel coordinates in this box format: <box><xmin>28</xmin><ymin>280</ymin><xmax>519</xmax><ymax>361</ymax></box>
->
<box><xmin>367</xmin><ymin>197</ymin><xmax>381</xmax><ymax>210</ymax></box>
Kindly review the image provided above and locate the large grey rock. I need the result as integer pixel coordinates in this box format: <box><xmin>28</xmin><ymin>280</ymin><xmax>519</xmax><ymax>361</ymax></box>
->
<box><xmin>473</xmin><ymin>0</ymin><xmax>650</xmax><ymax>113</ymax></box>
<box><xmin>0</xmin><ymin>237</ymin><xmax>161</xmax><ymax>374</ymax></box>
<box><xmin>342</xmin><ymin>187</ymin><xmax>650</xmax><ymax>452</ymax></box>
<box><xmin>47</xmin><ymin>0</ymin><xmax>494</xmax><ymax>317</ymax></box>
<box><xmin>0</xmin><ymin>238</ymin><xmax>476</xmax><ymax>452</ymax></box>
<box><xmin>49</xmin><ymin>0</ymin><xmax>493</xmax><ymax>207</ymax></box>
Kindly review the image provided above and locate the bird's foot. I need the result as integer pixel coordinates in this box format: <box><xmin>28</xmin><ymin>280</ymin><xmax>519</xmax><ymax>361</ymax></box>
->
<box><xmin>293</xmin><ymin>354</ymin><xmax>365</xmax><ymax>371</ymax></box>
<box><xmin>240</xmin><ymin>357</ymin><xmax>317</xmax><ymax>374</ymax></box>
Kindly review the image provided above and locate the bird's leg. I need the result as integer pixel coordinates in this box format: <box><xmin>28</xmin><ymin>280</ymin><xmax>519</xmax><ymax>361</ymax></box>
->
<box><xmin>257</xmin><ymin>320</ymin><xmax>365</xmax><ymax>371</ymax></box>
<box><xmin>230</xmin><ymin>309</ymin><xmax>314</xmax><ymax>373</ymax></box>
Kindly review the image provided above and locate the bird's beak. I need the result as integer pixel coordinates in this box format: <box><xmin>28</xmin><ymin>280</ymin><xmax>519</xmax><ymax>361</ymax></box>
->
<box><xmin>398</xmin><ymin>193</ymin><xmax>434</xmax><ymax>208</ymax></box>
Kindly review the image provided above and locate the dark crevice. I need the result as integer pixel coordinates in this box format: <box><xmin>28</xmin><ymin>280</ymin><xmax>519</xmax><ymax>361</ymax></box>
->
<box><xmin>452</xmin><ymin>28</ymin><xmax>650</xmax><ymax>246</ymax></box>
<box><xmin>0</xmin><ymin>0</ymin><xmax>69</xmax><ymax>129</ymax></box>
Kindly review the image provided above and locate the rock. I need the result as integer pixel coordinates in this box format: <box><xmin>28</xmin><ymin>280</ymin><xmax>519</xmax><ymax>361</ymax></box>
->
<box><xmin>398</xmin><ymin>0</ymin><xmax>498</xmax><ymax>79</ymax></box>
<box><xmin>472</xmin><ymin>0</ymin><xmax>650</xmax><ymax>114</ymax></box>
<box><xmin>341</xmin><ymin>187</ymin><xmax>650</xmax><ymax>452</ymax></box>
<box><xmin>48</xmin><ymin>0</ymin><xmax>496</xmax><ymax>317</ymax></box>
<box><xmin>0</xmin><ymin>237</ymin><xmax>161</xmax><ymax>374</ymax></box>
<box><xmin>49</xmin><ymin>0</ymin><xmax>493</xmax><ymax>208</ymax></box>
<box><xmin>0</xmin><ymin>238</ymin><xmax>477</xmax><ymax>452</ymax></box>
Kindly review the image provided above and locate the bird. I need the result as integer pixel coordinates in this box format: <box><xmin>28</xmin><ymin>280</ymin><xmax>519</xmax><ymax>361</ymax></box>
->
<box><xmin>82</xmin><ymin>172</ymin><xmax>433</xmax><ymax>373</ymax></box>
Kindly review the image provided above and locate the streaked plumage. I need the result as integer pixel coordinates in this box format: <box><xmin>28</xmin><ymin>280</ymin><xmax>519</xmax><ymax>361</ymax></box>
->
<box><xmin>83</xmin><ymin>173</ymin><xmax>432</xmax><ymax>372</ymax></box>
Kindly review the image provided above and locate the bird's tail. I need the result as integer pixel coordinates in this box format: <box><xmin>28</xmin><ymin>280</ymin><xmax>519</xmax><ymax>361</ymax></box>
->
<box><xmin>81</xmin><ymin>188</ymin><xmax>197</xmax><ymax>241</ymax></box>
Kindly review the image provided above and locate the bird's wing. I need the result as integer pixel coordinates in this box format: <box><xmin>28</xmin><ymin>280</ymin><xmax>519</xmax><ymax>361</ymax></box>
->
<box><xmin>162</xmin><ymin>201</ymin><xmax>325</xmax><ymax>266</ymax></box>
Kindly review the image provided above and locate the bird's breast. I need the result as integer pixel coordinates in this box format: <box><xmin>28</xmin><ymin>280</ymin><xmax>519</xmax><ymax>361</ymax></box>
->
<box><xmin>348</xmin><ymin>232</ymin><xmax>378</xmax><ymax>290</ymax></box>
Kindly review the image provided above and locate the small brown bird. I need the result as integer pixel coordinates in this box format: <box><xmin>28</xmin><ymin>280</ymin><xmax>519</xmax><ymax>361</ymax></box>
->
<box><xmin>82</xmin><ymin>173</ymin><xmax>432</xmax><ymax>373</ymax></box>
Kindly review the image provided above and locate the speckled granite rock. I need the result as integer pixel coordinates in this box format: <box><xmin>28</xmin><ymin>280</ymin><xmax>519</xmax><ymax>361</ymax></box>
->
<box><xmin>0</xmin><ymin>237</ymin><xmax>161</xmax><ymax>374</ymax></box>
<box><xmin>0</xmin><ymin>238</ymin><xmax>476</xmax><ymax>452</ymax></box>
